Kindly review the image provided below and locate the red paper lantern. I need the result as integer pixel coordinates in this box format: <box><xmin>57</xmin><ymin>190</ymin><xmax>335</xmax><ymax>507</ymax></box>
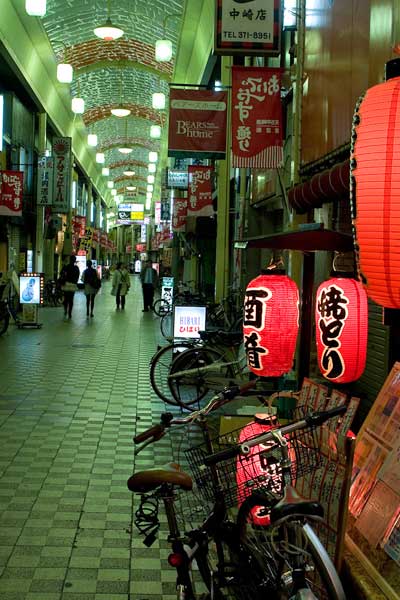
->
<box><xmin>243</xmin><ymin>273</ymin><xmax>299</xmax><ymax>377</ymax></box>
<box><xmin>351</xmin><ymin>74</ymin><xmax>400</xmax><ymax>308</ymax></box>
<box><xmin>315</xmin><ymin>275</ymin><xmax>368</xmax><ymax>383</ymax></box>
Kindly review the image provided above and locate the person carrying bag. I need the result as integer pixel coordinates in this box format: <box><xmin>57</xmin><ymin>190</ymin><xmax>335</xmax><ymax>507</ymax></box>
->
<box><xmin>82</xmin><ymin>260</ymin><xmax>101</xmax><ymax>318</ymax></box>
<box><xmin>60</xmin><ymin>255</ymin><xmax>80</xmax><ymax>319</ymax></box>
<box><xmin>111</xmin><ymin>262</ymin><xmax>130</xmax><ymax>310</ymax></box>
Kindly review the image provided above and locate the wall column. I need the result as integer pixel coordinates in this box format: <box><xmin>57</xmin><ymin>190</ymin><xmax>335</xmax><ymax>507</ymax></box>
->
<box><xmin>215</xmin><ymin>55</ymin><xmax>232</xmax><ymax>302</ymax></box>
<box><xmin>35</xmin><ymin>113</ymin><xmax>46</xmax><ymax>273</ymax></box>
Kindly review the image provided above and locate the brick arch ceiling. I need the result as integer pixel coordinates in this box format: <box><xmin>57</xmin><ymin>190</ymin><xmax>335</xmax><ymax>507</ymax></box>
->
<box><xmin>40</xmin><ymin>0</ymin><xmax>185</xmax><ymax>181</ymax></box>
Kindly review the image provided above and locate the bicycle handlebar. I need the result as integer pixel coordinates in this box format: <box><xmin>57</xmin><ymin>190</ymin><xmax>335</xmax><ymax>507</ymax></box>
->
<box><xmin>203</xmin><ymin>404</ymin><xmax>347</xmax><ymax>467</ymax></box>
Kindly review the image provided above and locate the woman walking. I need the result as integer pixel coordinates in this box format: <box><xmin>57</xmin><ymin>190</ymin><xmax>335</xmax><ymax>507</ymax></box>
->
<box><xmin>60</xmin><ymin>255</ymin><xmax>80</xmax><ymax>319</ymax></box>
<box><xmin>82</xmin><ymin>260</ymin><xmax>101</xmax><ymax>317</ymax></box>
<box><xmin>111</xmin><ymin>262</ymin><xmax>130</xmax><ymax>310</ymax></box>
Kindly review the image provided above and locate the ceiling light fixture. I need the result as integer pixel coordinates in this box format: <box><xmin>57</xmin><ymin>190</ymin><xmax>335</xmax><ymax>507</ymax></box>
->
<box><xmin>126</xmin><ymin>186</ymin><xmax>136</xmax><ymax>191</ymax></box>
<box><xmin>152</xmin><ymin>92</ymin><xmax>166</xmax><ymax>110</ymax></box>
<box><xmin>96</xmin><ymin>153</ymin><xmax>105</xmax><ymax>164</ymax></box>
<box><xmin>57</xmin><ymin>63</ymin><xmax>73</xmax><ymax>83</ymax></box>
<box><xmin>147</xmin><ymin>184</ymin><xmax>154</xmax><ymax>192</ymax></box>
<box><xmin>94</xmin><ymin>0</ymin><xmax>124</xmax><ymax>41</ymax></box>
<box><xmin>147</xmin><ymin>175</ymin><xmax>155</xmax><ymax>184</ymax></box>
<box><xmin>111</xmin><ymin>189</ymin><xmax>117</xmax><ymax>196</ymax></box>
<box><xmin>102</xmin><ymin>167</ymin><xmax>110</xmax><ymax>176</ymax></box>
<box><xmin>118</xmin><ymin>147</ymin><xmax>133</xmax><ymax>154</ymax></box>
<box><xmin>25</xmin><ymin>0</ymin><xmax>46</xmax><ymax>17</ymax></box>
<box><xmin>110</xmin><ymin>69</ymin><xmax>131</xmax><ymax>117</ymax></box>
<box><xmin>149</xmin><ymin>151</ymin><xmax>158</xmax><ymax>163</ymax></box>
<box><xmin>123</xmin><ymin>170</ymin><xmax>135</xmax><ymax>176</ymax></box>
<box><xmin>154</xmin><ymin>13</ymin><xmax>180</xmax><ymax>62</ymax></box>
<box><xmin>146</xmin><ymin>198</ymin><xmax>151</xmax><ymax>210</ymax></box>
<box><xmin>71</xmin><ymin>97</ymin><xmax>85</xmax><ymax>114</ymax></box>
<box><xmin>150</xmin><ymin>125</ymin><xmax>161</xmax><ymax>138</ymax></box>
<box><xmin>148</xmin><ymin>163</ymin><xmax>156</xmax><ymax>173</ymax></box>
<box><xmin>107</xmin><ymin>181</ymin><xmax>114</xmax><ymax>189</ymax></box>
<box><xmin>87</xmin><ymin>133</ymin><xmax>98</xmax><ymax>146</ymax></box>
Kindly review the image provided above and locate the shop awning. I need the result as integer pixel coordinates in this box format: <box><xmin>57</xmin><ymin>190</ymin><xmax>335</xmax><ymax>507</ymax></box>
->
<box><xmin>234</xmin><ymin>227</ymin><xmax>354</xmax><ymax>252</ymax></box>
<box><xmin>288</xmin><ymin>160</ymin><xmax>350</xmax><ymax>214</ymax></box>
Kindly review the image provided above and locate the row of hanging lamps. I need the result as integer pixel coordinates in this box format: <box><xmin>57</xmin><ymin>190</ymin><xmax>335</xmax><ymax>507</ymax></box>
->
<box><xmin>243</xmin><ymin>261</ymin><xmax>299</xmax><ymax>378</ymax></box>
<box><xmin>351</xmin><ymin>58</ymin><xmax>400</xmax><ymax>309</ymax></box>
<box><xmin>315</xmin><ymin>271</ymin><xmax>368</xmax><ymax>384</ymax></box>
<box><xmin>111</xmin><ymin>70</ymin><xmax>131</xmax><ymax>117</ymax></box>
<box><xmin>93</xmin><ymin>0</ymin><xmax>124</xmax><ymax>41</ymax></box>
<box><xmin>25</xmin><ymin>0</ymin><xmax>46</xmax><ymax>16</ymax></box>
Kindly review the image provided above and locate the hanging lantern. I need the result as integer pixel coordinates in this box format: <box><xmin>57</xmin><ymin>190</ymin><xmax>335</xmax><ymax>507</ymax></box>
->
<box><xmin>315</xmin><ymin>274</ymin><xmax>368</xmax><ymax>383</ymax></box>
<box><xmin>243</xmin><ymin>272</ymin><xmax>299</xmax><ymax>377</ymax></box>
<box><xmin>351</xmin><ymin>62</ymin><xmax>400</xmax><ymax>308</ymax></box>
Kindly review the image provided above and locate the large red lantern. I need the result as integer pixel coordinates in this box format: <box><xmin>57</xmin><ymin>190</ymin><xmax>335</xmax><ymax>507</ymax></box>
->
<box><xmin>243</xmin><ymin>272</ymin><xmax>299</xmax><ymax>377</ymax></box>
<box><xmin>315</xmin><ymin>274</ymin><xmax>368</xmax><ymax>383</ymax></box>
<box><xmin>351</xmin><ymin>71</ymin><xmax>400</xmax><ymax>308</ymax></box>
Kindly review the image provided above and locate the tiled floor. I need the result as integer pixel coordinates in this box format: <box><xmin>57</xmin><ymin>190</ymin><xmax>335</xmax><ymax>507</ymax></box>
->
<box><xmin>0</xmin><ymin>276</ymin><xmax>184</xmax><ymax>600</ymax></box>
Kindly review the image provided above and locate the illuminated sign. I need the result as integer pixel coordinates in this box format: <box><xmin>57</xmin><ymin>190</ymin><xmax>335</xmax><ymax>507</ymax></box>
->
<box><xmin>166</xmin><ymin>169</ymin><xmax>188</xmax><ymax>189</ymax></box>
<box><xmin>19</xmin><ymin>273</ymin><xmax>44</xmax><ymax>305</ymax></box>
<box><xmin>161</xmin><ymin>277</ymin><xmax>174</xmax><ymax>309</ymax></box>
<box><xmin>117</xmin><ymin>203</ymin><xmax>145</xmax><ymax>224</ymax></box>
<box><xmin>173</xmin><ymin>305</ymin><xmax>207</xmax><ymax>340</ymax></box>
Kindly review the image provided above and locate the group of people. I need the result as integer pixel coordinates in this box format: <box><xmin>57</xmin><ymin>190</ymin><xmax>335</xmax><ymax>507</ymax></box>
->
<box><xmin>59</xmin><ymin>256</ymin><xmax>159</xmax><ymax>318</ymax></box>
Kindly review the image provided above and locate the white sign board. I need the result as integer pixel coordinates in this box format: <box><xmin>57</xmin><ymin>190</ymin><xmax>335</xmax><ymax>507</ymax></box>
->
<box><xmin>173</xmin><ymin>305</ymin><xmax>206</xmax><ymax>340</ymax></box>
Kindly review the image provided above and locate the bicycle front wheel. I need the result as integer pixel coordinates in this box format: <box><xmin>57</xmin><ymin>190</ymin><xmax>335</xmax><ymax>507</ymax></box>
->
<box><xmin>168</xmin><ymin>347</ymin><xmax>235</xmax><ymax>409</ymax></box>
<box><xmin>237</xmin><ymin>492</ymin><xmax>346</xmax><ymax>600</ymax></box>
<box><xmin>149</xmin><ymin>342</ymin><xmax>195</xmax><ymax>405</ymax></box>
<box><xmin>160</xmin><ymin>311</ymin><xmax>173</xmax><ymax>340</ymax></box>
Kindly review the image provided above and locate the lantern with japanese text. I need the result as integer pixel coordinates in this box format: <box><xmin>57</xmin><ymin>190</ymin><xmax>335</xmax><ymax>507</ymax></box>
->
<box><xmin>351</xmin><ymin>62</ymin><xmax>400</xmax><ymax>308</ymax></box>
<box><xmin>315</xmin><ymin>274</ymin><xmax>368</xmax><ymax>383</ymax></box>
<box><xmin>243</xmin><ymin>272</ymin><xmax>299</xmax><ymax>377</ymax></box>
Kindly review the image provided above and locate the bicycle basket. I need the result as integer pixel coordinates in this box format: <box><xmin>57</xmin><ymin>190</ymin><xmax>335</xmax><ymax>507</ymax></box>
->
<box><xmin>185</xmin><ymin>415</ymin><xmax>321</xmax><ymax>509</ymax></box>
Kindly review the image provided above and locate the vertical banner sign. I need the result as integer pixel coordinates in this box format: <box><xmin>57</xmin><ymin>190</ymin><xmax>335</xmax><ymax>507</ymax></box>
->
<box><xmin>172</xmin><ymin>197</ymin><xmax>187</xmax><ymax>232</ymax></box>
<box><xmin>168</xmin><ymin>89</ymin><xmax>227</xmax><ymax>159</ymax></box>
<box><xmin>232</xmin><ymin>66</ymin><xmax>283</xmax><ymax>169</ymax></box>
<box><xmin>161</xmin><ymin>195</ymin><xmax>171</xmax><ymax>221</ymax></box>
<box><xmin>37</xmin><ymin>156</ymin><xmax>54</xmax><ymax>206</ymax></box>
<box><xmin>0</xmin><ymin>171</ymin><xmax>24</xmax><ymax>216</ymax></box>
<box><xmin>79</xmin><ymin>226</ymin><xmax>94</xmax><ymax>254</ymax></box>
<box><xmin>100</xmin><ymin>232</ymin><xmax>108</xmax><ymax>248</ymax></box>
<box><xmin>215</xmin><ymin>0</ymin><xmax>281</xmax><ymax>56</ymax></box>
<box><xmin>52</xmin><ymin>137</ymin><xmax>72</xmax><ymax>213</ymax></box>
<box><xmin>72</xmin><ymin>216</ymin><xmax>86</xmax><ymax>250</ymax></box>
<box><xmin>187</xmin><ymin>166</ymin><xmax>214</xmax><ymax>217</ymax></box>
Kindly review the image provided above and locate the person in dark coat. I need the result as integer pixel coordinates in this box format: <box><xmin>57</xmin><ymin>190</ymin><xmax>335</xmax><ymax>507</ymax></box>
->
<box><xmin>82</xmin><ymin>260</ymin><xmax>101</xmax><ymax>317</ymax></box>
<box><xmin>60</xmin><ymin>255</ymin><xmax>80</xmax><ymax>319</ymax></box>
<box><xmin>140</xmin><ymin>260</ymin><xmax>158</xmax><ymax>312</ymax></box>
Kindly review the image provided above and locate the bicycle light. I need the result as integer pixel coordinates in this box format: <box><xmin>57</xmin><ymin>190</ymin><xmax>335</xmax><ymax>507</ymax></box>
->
<box><xmin>168</xmin><ymin>552</ymin><xmax>185</xmax><ymax>567</ymax></box>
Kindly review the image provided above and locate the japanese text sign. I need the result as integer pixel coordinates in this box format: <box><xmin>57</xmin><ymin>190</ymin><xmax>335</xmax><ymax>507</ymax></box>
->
<box><xmin>79</xmin><ymin>226</ymin><xmax>94</xmax><ymax>254</ymax></box>
<box><xmin>52</xmin><ymin>137</ymin><xmax>72</xmax><ymax>213</ymax></box>
<box><xmin>0</xmin><ymin>171</ymin><xmax>24</xmax><ymax>216</ymax></box>
<box><xmin>232</xmin><ymin>66</ymin><xmax>283</xmax><ymax>169</ymax></box>
<box><xmin>37</xmin><ymin>156</ymin><xmax>54</xmax><ymax>206</ymax></box>
<box><xmin>168</xmin><ymin>89</ymin><xmax>227</xmax><ymax>159</ymax></box>
<box><xmin>172</xmin><ymin>197</ymin><xmax>187</xmax><ymax>232</ymax></box>
<box><xmin>173</xmin><ymin>305</ymin><xmax>207</xmax><ymax>340</ymax></box>
<box><xmin>215</xmin><ymin>0</ymin><xmax>281</xmax><ymax>56</ymax></box>
<box><xmin>187</xmin><ymin>166</ymin><xmax>214</xmax><ymax>217</ymax></box>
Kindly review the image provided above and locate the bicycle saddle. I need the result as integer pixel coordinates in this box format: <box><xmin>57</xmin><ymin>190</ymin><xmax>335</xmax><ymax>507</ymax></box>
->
<box><xmin>270</xmin><ymin>485</ymin><xmax>324</xmax><ymax>523</ymax></box>
<box><xmin>127</xmin><ymin>463</ymin><xmax>193</xmax><ymax>493</ymax></box>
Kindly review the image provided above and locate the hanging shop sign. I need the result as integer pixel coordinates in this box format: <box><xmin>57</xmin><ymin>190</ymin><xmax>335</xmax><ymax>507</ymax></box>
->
<box><xmin>315</xmin><ymin>275</ymin><xmax>368</xmax><ymax>384</ymax></box>
<box><xmin>100</xmin><ymin>232</ymin><xmax>108</xmax><ymax>248</ymax></box>
<box><xmin>161</xmin><ymin>277</ymin><xmax>174</xmax><ymax>310</ymax></box>
<box><xmin>37</xmin><ymin>155</ymin><xmax>54</xmax><ymax>206</ymax></box>
<box><xmin>117</xmin><ymin>203</ymin><xmax>144</xmax><ymax>224</ymax></box>
<box><xmin>52</xmin><ymin>137</ymin><xmax>72</xmax><ymax>213</ymax></box>
<box><xmin>172</xmin><ymin>197</ymin><xmax>187</xmax><ymax>232</ymax></box>
<box><xmin>351</xmin><ymin>75</ymin><xmax>400</xmax><ymax>308</ymax></box>
<box><xmin>243</xmin><ymin>272</ymin><xmax>299</xmax><ymax>377</ymax></box>
<box><xmin>187</xmin><ymin>165</ymin><xmax>214</xmax><ymax>217</ymax></box>
<box><xmin>155</xmin><ymin>201</ymin><xmax>161</xmax><ymax>225</ymax></box>
<box><xmin>214</xmin><ymin>0</ymin><xmax>282</xmax><ymax>56</ymax></box>
<box><xmin>0</xmin><ymin>170</ymin><xmax>24</xmax><ymax>216</ymax></box>
<box><xmin>166</xmin><ymin>169</ymin><xmax>189</xmax><ymax>189</ymax></box>
<box><xmin>92</xmin><ymin>229</ymin><xmax>100</xmax><ymax>244</ymax></box>
<box><xmin>168</xmin><ymin>89</ymin><xmax>228</xmax><ymax>160</ymax></box>
<box><xmin>173</xmin><ymin>305</ymin><xmax>207</xmax><ymax>340</ymax></box>
<box><xmin>72</xmin><ymin>215</ymin><xmax>87</xmax><ymax>237</ymax></box>
<box><xmin>161</xmin><ymin>196</ymin><xmax>171</xmax><ymax>221</ymax></box>
<box><xmin>232</xmin><ymin>66</ymin><xmax>283</xmax><ymax>169</ymax></box>
<box><xmin>140</xmin><ymin>224</ymin><xmax>147</xmax><ymax>243</ymax></box>
<box><xmin>79</xmin><ymin>226</ymin><xmax>94</xmax><ymax>254</ymax></box>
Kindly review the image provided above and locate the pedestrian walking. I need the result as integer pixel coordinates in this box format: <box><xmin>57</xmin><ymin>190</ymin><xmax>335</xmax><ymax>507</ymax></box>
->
<box><xmin>82</xmin><ymin>260</ymin><xmax>101</xmax><ymax>317</ymax></box>
<box><xmin>140</xmin><ymin>259</ymin><xmax>158</xmax><ymax>312</ymax></box>
<box><xmin>59</xmin><ymin>255</ymin><xmax>80</xmax><ymax>319</ymax></box>
<box><xmin>111</xmin><ymin>262</ymin><xmax>130</xmax><ymax>309</ymax></box>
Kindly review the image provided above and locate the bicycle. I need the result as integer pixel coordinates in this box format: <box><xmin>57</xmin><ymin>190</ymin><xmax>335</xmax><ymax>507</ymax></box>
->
<box><xmin>128</xmin><ymin>384</ymin><xmax>347</xmax><ymax>599</ymax></box>
<box><xmin>43</xmin><ymin>279</ymin><xmax>63</xmax><ymax>307</ymax></box>
<box><xmin>0</xmin><ymin>277</ymin><xmax>21</xmax><ymax>335</ymax></box>
<box><xmin>150</xmin><ymin>329</ymin><xmax>245</xmax><ymax>408</ymax></box>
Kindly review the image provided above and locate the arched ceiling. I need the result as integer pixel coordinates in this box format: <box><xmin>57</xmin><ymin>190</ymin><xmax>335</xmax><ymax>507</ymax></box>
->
<box><xmin>39</xmin><ymin>0</ymin><xmax>186</xmax><ymax>204</ymax></box>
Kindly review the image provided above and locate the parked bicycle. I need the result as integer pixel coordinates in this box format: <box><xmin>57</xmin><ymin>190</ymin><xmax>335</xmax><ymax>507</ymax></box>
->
<box><xmin>0</xmin><ymin>274</ymin><xmax>21</xmax><ymax>335</ymax></box>
<box><xmin>43</xmin><ymin>279</ymin><xmax>63</xmax><ymax>307</ymax></box>
<box><xmin>128</xmin><ymin>383</ymin><xmax>347</xmax><ymax>599</ymax></box>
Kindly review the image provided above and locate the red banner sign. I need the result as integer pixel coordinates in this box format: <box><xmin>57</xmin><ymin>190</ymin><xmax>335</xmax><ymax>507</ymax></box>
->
<box><xmin>52</xmin><ymin>137</ymin><xmax>72</xmax><ymax>212</ymax></box>
<box><xmin>100</xmin><ymin>232</ymin><xmax>108</xmax><ymax>248</ymax></box>
<box><xmin>92</xmin><ymin>229</ymin><xmax>100</xmax><ymax>244</ymax></box>
<box><xmin>136</xmin><ymin>243</ymin><xmax>146</xmax><ymax>252</ymax></box>
<box><xmin>172</xmin><ymin>197</ymin><xmax>187</xmax><ymax>232</ymax></box>
<box><xmin>232</xmin><ymin>66</ymin><xmax>283</xmax><ymax>169</ymax></box>
<box><xmin>0</xmin><ymin>171</ymin><xmax>24</xmax><ymax>216</ymax></box>
<box><xmin>168</xmin><ymin>89</ymin><xmax>227</xmax><ymax>159</ymax></box>
<box><xmin>72</xmin><ymin>215</ymin><xmax>86</xmax><ymax>237</ymax></box>
<box><xmin>187</xmin><ymin>166</ymin><xmax>214</xmax><ymax>217</ymax></box>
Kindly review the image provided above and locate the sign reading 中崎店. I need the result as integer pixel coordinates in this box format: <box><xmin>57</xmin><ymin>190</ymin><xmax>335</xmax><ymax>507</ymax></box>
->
<box><xmin>168</xmin><ymin>89</ymin><xmax>227</xmax><ymax>160</ymax></box>
<box><xmin>52</xmin><ymin>137</ymin><xmax>72</xmax><ymax>213</ymax></box>
<box><xmin>0</xmin><ymin>171</ymin><xmax>24</xmax><ymax>216</ymax></box>
<box><xmin>232</xmin><ymin>66</ymin><xmax>283</xmax><ymax>169</ymax></box>
<box><xmin>187</xmin><ymin>166</ymin><xmax>214</xmax><ymax>217</ymax></box>
<box><xmin>215</xmin><ymin>0</ymin><xmax>281</xmax><ymax>56</ymax></box>
<box><xmin>37</xmin><ymin>155</ymin><xmax>54</xmax><ymax>206</ymax></box>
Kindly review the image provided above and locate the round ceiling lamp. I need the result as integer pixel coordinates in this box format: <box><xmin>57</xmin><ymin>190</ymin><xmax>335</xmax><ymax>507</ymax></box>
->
<box><xmin>155</xmin><ymin>39</ymin><xmax>173</xmax><ymax>62</ymax></box>
<box><xmin>111</xmin><ymin>106</ymin><xmax>131</xmax><ymax>117</ymax></box>
<box><xmin>94</xmin><ymin>18</ymin><xmax>124</xmax><ymax>41</ymax></box>
<box><xmin>123</xmin><ymin>170</ymin><xmax>135</xmax><ymax>177</ymax></box>
<box><xmin>118</xmin><ymin>147</ymin><xmax>133</xmax><ymax>154</ymax></box>
<box><xmin>126</xmin><ymin>186</ymin><xmax>136</xmax><ymax>191</ymax></box>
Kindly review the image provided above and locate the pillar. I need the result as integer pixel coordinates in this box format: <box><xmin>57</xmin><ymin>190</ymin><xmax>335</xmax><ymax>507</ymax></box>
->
<box><xmin>215</xmin><ymin>55</ymin><xmax>233</xmax><ymax>302</ymax></box>
<box><xmin>35</xmin><ymin>113</ymin><xmax>46</xmax><ymax>273</ymax></box>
